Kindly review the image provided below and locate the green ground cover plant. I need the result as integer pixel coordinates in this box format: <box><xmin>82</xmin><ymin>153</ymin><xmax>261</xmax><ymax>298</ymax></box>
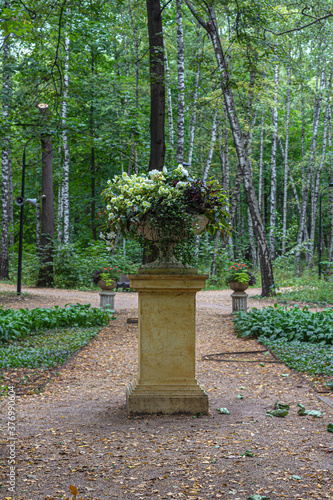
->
<box><xmin>0</xmin><ymin>326</ymin><xmax>101</xmax><ymax>369</ymax></box>
<box><xmin>233</xmin><ymin>305</ymin><xmax>333</xmax><ymax>376</ymax></box>
<box><xmin>0</xmin><ymin>304</ymin><xmax>112</xmax><ymax>343</ymax></box>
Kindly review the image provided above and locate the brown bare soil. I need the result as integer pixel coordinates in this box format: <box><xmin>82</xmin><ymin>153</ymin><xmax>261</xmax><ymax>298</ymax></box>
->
<box><xmin>0</xmin><ymin>285</ymin><xmax>333</xmax><ymax>500</ymax></box>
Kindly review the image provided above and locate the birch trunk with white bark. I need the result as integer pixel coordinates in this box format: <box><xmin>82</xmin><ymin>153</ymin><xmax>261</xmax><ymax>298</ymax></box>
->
<box><xmin>0</xmin><ymin>33</ymin><xmax>11</xmax><ymax>279</ymax></box>
<box><xmin>188</xmin><ymin>30</ymin><xmax>201</xmax><ymax>166</ymax></box>
<box><xmin>62</xmin><ymin>16</ymin><xmax>70</xmax><ymax>244</ymax></box>
<box><xmin>328</xmin><ymin>108</ymin><xmax>333</xmax><ymax>261</ymax></box>
<box><xmin>258</xmin><ymin>113</ymin><xmax>265</xmax><ymax>215</ymax></box>
<box><xmin>295</xmin><ymin>67</ymin><xmax>325</xmax><ymax>265</ymax></box>
<box><xmin>270</xmin><ymin>63</ymin><xmax>279</xmax><ymax>260</ymax></box>
<box><xmin>308</xmin><ymin>100</ymin><xmax>331</xmax><ymax>263</ymax></box>
<box><xmin>184</xmin><ymin>0</ymin><xmax>275</xmax><ymax>295</ymax></box>
<box><xmin>202</xmin><ymin>109</ymin><xmax>218</xmax><ymax>184</ymax></box>
<box><xmin>176</xmin><ymin>0</ymin><xmax>185</xmax><ymax>163</ymax></box>
<box><xmin>282</xmin><ymin>65</ymin><xmax>291</xmax><ymax>254</ymax></box>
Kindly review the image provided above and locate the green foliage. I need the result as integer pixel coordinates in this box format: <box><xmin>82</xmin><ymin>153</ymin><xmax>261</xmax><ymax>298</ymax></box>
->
<box><xmin>234</xmin><ymin>305</ymin><xmax>333</xmax><ymax>345</ymax></box>
<box><xmin>0</xmin><ymin>304</ymin><xmax>112</xmax><ymax>343</ymax></box>
<box><xmin>0</xmin><ymin>326</ymin><xmax>102</xmax><ymax>369</ymax></box>
<box><xmin>260</xmin><ymin>338</ymin><xmax>333</xmax><ymax>375</ymax></box>
<box><xmin>233</xmin><ymin>305</ymin><xmax>333</xmax><ymax>375</ymax></box>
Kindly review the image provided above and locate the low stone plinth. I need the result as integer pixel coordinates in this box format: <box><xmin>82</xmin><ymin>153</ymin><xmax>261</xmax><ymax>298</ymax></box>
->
<box><xmin>231</xmin><ymin>291</ymin><xmax>248</xmax><ymax>312</ymax></box>
<box><xmin>99</xmin><ymin>291</ymin><xmax>115</xmax><ymax>313</ymax></box>
<box><xmin>127</xmin><ymin>270</ymin><xmax>208</xmax><ymax>415</ymax></box>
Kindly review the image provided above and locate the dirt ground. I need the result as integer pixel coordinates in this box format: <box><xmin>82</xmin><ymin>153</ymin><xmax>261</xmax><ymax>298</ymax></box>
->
<box><xmin>0</xmin><ymin>285</ymin><xmax>333</xmax><ymax>500</ymax></box>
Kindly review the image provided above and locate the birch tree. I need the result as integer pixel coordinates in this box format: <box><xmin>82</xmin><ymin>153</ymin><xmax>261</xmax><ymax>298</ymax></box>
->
<box><xmin>269</xmin><ymin>62</ymin><xmax>279</xmax><ymax>260</ymax></box>
<box><xmin>62</xmin><ymin>11</ymin><xmax>70</xmax><ymax>244</ymax></box>
<box><xmin>295</xmin><ymin>67</ymin><xmax>325</xmax><ymax>265</ymax></box>
<box><xmin>0</xmin><ymin>30</ymin><xmax>11</xmax><ymax>279</ymax></box>
<box><xmin>185</xmin><ymin>0</ymin><xmax>275</xmax><ymax>295</ymax></box>
<box><xmin>282</xmin><ymin>64</ymin><xmax>291</xmax><ymax>254</ymax></box>
<box><xmin>176</xmin><ymin>0</ymin><xmax>185</xmax><ymax>163</ymax></box>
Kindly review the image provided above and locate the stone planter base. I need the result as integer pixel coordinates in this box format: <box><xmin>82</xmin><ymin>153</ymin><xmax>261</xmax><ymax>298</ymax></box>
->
<box><xmin>99</xmin><ymin>291</ymin><xmax>115</xmax><ymax>313</ymax></box>
<box><xmin>127</xmin><ymin>380</ymin><xmax>208</xmax><ymax>415</ymax></box>
<box><xmin>127</xmin><ymin>271</ymin><xmax>208</xmax><ymax>415</ymax></box>
<box><xmin>231</xmin><ymin>291</ymin><xmax>248</xmax><ymax>312</ymax></box>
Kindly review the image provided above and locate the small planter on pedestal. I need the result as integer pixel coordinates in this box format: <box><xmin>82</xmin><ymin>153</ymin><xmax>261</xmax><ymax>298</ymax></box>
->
<box><xmin>229</xmin><ymin>281</ymin><xmax>249</xmax><ymax>313</ymax></box>
<box><xmin>127</xmin><ymin>268</ymin><xmax>208</xmax><ymax>415</ymax></box>
<box><xmin>98</xmin><ymin>280</ymin><xmax>116</xmax><ymax>313</ymax></box>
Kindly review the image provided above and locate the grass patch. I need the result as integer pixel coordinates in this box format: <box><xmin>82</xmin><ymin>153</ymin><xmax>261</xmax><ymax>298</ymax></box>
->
<box><xmin>0</xmin><ymin>326</ymin><xmax>102</xmax><ymax>369</ymax></box>
<box><xmin>259</xmin><ymin>337</ymin><xmax>333</xmax><ymax>376</ymax></box>
<box><xmin>273</xmin><ymin>283</ymin><xmax>333</xmax><ymax>306</ymax></box>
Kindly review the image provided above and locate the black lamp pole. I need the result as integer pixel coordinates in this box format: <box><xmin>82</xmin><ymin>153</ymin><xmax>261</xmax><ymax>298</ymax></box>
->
<box><xmin>318</xmin><ymin>182</ymin><xmax>333</xmax><ymax>279</ymax></box>
<box><xmin>17</xmin><ymin>148</ymin><xmax>26</xmax><ymax>295</ymax></box>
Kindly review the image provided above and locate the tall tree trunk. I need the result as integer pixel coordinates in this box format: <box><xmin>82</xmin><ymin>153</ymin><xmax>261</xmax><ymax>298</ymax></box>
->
<box><xmin>328</xmin><ymin>108</ymin><xmax>333</xmax><ymax>261</ymax></box>
<box><xmin>176</xmin><ymin>0</ymin><xmax>185</xmax><ymax>163</ymax></box>
<box><xmin>0</xmin><ymin>28</ymin><xmax>11</xmax><ymax>279</ymax></box>
<box><xmin>270</xmin><ymin>62</ymin><xmax>279</xmax><ymax>260</ymax></box>
<box><xmin>185</xmin><ymin>0</ymin><xmax>275</xmax><ymax>296</ymax></box>
<box><xmin>309</xmin><ymin>100</ymin><xmax>331</xmax><ymax>263</ymax></box>
<box><xmin>164</xmin><ymin>45</ymin><xmax>174</xmax><ymax>150</ymax></box>
<box><xmin>62</xmin><ymin>13</ymin><xmax>70</xmax><ymax>244</ymax></box>
<box><xmin>282</xmin><ymin>64</ymin><xmax>291</xmax><ymax>254</ymax></box>
<box><xmin>147</xmin><ymin>0</ymin><xmax>165</xmax><ymax>171</ymax></box>
<box><xmin>37</xmin><ymin>103</ymin><xmax>55</xmax><ymax>287</ymax></box>
<box><xmin>258</xmin><ymin>113</ymin><xmax>265</xmax><ymax>215</ymax></box>
<box><xmin>90</xmin><ymin>47</ymin><xmax>97</xmax><ymax>240</ymax></box>
<box><xmin>202</xmin><ymin>109</ymin><xmax>218</xmax><ymax>183</ymax></box>
<box><xmin>188</xmin><ymin>30</ymin><xmax>201</xmax><ymax>166</ymax></box>
<box><xmin>144</xmin><ymin>0</ymin><xmax>165</xmax><ymax>265</ymax></box>
<box><xmin>128</xmin><ymin>0</ymin><xmax>139</xmax><ymax>173</ymax></box>
<box><xmin>295</xmin><ymin>67</ymin><xmax>325</xmax><ymax>265</ymax></box>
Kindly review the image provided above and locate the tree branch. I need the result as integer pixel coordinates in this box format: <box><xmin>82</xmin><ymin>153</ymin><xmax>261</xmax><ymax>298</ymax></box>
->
<box><xmin>184</xmin><ymin>0</ymin><xmax>209</xmax><ymax>31</ymax></box>
<box><xmin>265</xmin><ymin>13</ymin><xmax>332</xmax><ymax>36</ymax></box>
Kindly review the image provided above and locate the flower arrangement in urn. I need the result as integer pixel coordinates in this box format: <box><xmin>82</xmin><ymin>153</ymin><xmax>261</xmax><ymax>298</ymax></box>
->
<box><xmin>92</xmin><ymin>266</ymin><xmax>123</xmax><ymax>290</ymax></box>
<box><xmin>100</xmin><ymin>165</ymin><xmax>230</xmax><ymax>267</ymax></box>
<box><xmin>225</xmin><ymin>263</ymin><xmax>256</xmax><ymax>291</ymax></box>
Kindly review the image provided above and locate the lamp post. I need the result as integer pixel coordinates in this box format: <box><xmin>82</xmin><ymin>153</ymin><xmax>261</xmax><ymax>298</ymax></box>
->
<box><xmin>318</xmin><ymin>182</ymin><xmax>333</xmax><ymax>279</ymax></box>
<box><xmin>15</xmin><ymin>148</ymin><xmax>37</xmax><ymax>295</ymax></box>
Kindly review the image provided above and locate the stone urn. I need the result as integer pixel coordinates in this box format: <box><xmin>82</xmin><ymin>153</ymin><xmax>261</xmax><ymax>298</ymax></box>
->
<box><xmin>228</xmin><ymin>281</ymin><xmax>249</xmax><ymax>292</ymax></box>
<box><xmin>97</xmin><ymin>279</ymin><xmax>117</xmax><ymax>290</ymax></box>
<box><xmin>136</xmin><ymin>215</ymin><xmax>208</xmax><ymax>269</ymax></box>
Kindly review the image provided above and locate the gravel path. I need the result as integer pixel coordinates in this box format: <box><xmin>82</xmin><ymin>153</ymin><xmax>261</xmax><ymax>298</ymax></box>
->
<box><xmin>0</xmin><ymin>283</ymin><xmax>268</xmax><ymax>313</ymax></box>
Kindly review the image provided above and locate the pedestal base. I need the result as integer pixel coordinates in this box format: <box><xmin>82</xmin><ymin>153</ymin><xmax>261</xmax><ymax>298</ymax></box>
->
<box><xmin>231</xmin><ymin>291</ymin><xmax>248</xmax><ymax>312</ymax></box>
<box><xmin>127</xmin><ymin>380</ymin><xmax>208</xmax><ymax>415</ymax></box>
<box><xmin>127</xmin><ymin>271</ymin><xmax>208</xmax><ymax>415</ymax></box>
<box><xmin>99</xmin><ymin>291</ymin><xmax>115</xmax><ymax>313</ymax></box>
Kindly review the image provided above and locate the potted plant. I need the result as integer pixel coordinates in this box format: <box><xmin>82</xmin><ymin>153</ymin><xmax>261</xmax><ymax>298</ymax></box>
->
<box><xmin>92</xmin><ymin>266</ymin><xmax>123</xmax><ymax>290</ymax></box>
<box><xmin>225</xmin><ymin>263</ymin><xmax>256</xmax><ymax>292</ymax></box>
<box><xmin>99</xmin><ymin>165</ymin><xmax>230</xmax><ymax>267</ymax></box>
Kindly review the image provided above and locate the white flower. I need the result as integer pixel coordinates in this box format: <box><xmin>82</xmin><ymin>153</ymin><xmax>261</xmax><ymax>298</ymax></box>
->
<box><xmin>107</xmin><ymin>179</ymin><xmax>111</xmax><ymax>185</ymax></box>
<box><xmin>111</xmin><ymin>197</ymin><xmax>117</xmax><ymax>203</ymax></box>
<box><xmin>178</xmin><ymin>163</ymin><xmax>183</xmax><ymax>169</ymax></box>
<box><xmin>106</xmin><ymin>204</ymin><xmax>111</xmax><ymax>210</ymax></box>
<box><xmin>142</xmin><ymin>201</ymin><xmax>151</xmax><ymax>208</ymax></box>
<box><xmin>181</xmin><ymin>168</ymin><xmax>188</xmax><ymax>177</ymax></box>
<box><xmin>122</xmin><ymin>172</ymin><xmax>128</xmax><ymax>178</ymax></box>
<box><xmin>176</xmin><ymin>181</ymin><xmax>187</xmax><ymax>189</ymax></box>
<box><xmin>149</xmin><ymin>169</ymin><xmax>160</xmax><ymax>179</ymax></box>
<box><xmin>163</xmin><ymin>166</ymin><xmax>168</xmax><ymax>174</ymax></box>
<box><xmin>118</xmin><ymin>195</ymin><xmax>124</xmax><ymax>200</ymax></box>
<box><xmin>108</xmin><ymin>231</ymin><xmax>116</xmax><ymax>238</ymax></box>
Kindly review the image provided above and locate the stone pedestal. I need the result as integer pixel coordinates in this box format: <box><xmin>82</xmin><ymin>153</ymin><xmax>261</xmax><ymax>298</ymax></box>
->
<box><xmin>127</xmin><ymin>270</ymin><xmax>208</xmax><ymax>415</ymax></box>
<box><xmin>231</xmin><ymin>291</ymin><xmax>248</xmax><ymax>312</ymax></box>
<box><xmin>99</xmin><ymin>291</ymin><xmax>115</xmax><ymax>313</ymax></box>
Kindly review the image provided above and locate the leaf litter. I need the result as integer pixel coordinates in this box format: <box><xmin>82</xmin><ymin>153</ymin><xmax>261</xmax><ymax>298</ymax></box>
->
<box><xmin>0</xmin><ymin>290</ymin><xmax>332</xmax><ymax>499</ymax></box>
